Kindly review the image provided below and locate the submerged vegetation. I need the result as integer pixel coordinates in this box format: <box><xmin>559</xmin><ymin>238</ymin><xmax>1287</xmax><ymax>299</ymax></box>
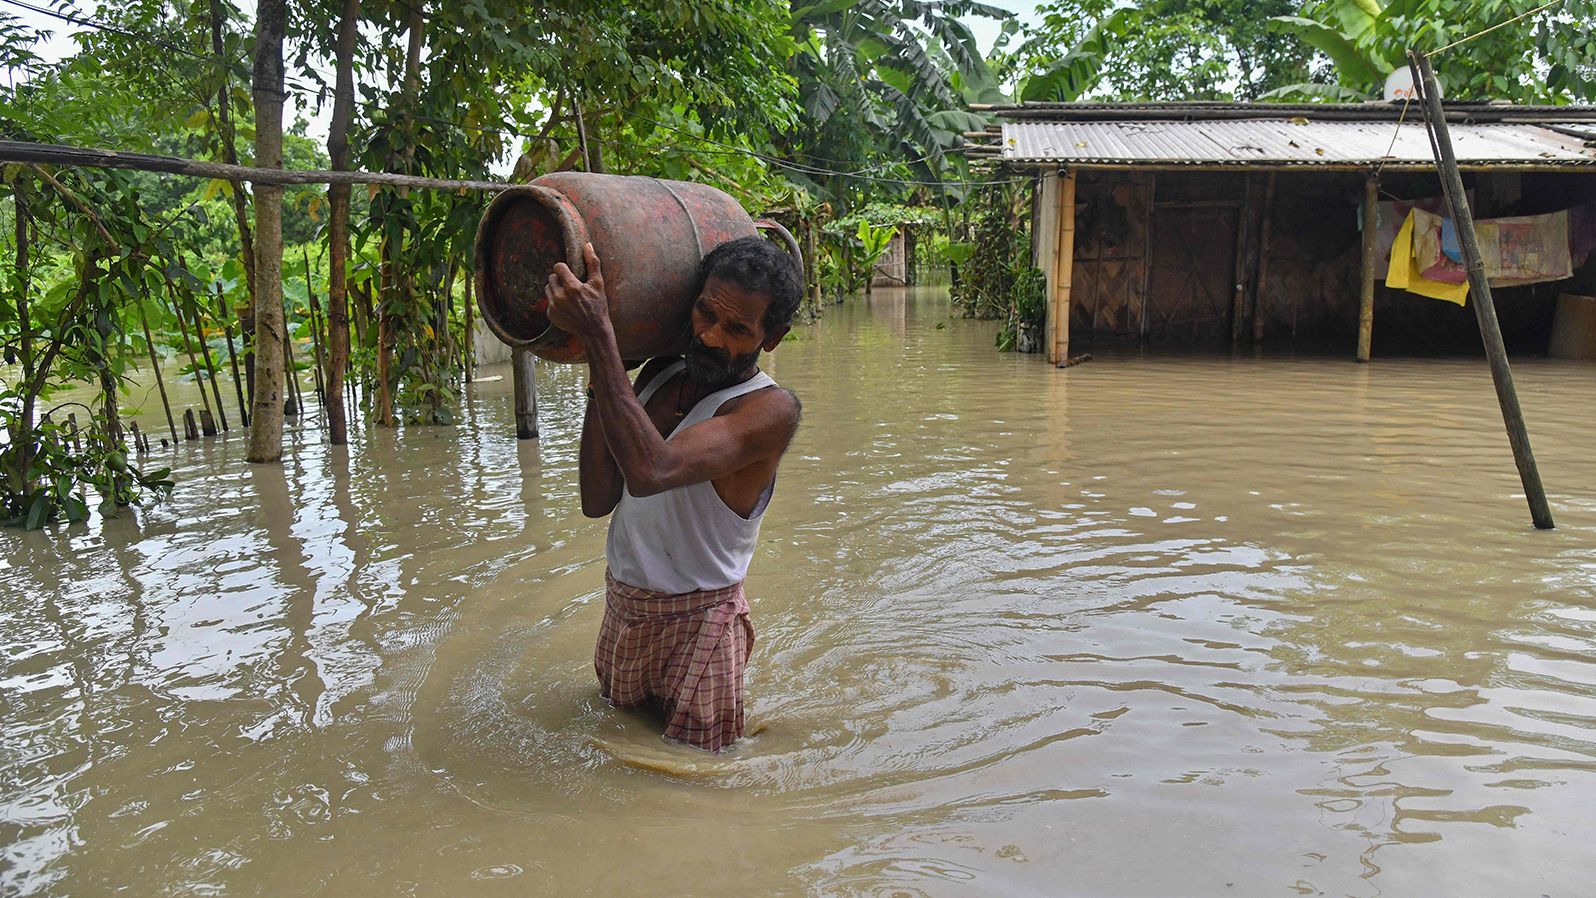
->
<box><xmin>3</xmin><ymin>0</ymin><xmax>1594</xmax><ymax>526</ymax></box>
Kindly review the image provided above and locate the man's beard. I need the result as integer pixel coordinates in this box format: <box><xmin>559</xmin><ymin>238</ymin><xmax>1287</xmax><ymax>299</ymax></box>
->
<box><xmin>684</xmin><ymin>337</ymin><xmax>760</xmax><ymax>389</ymax></box>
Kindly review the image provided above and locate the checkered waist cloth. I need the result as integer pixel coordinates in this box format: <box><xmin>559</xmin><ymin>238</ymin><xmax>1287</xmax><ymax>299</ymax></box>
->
<box><xmin>596</xmin><ymin>570</ymin><xmax>754</xmax><ymax>752</ymax></box>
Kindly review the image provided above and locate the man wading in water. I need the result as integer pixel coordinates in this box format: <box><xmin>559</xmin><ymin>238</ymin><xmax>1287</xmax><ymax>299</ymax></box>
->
<box><xmin>543</xmin><ymin>236</ymin><xmax>803</xmax><ymax>752</ymax></box>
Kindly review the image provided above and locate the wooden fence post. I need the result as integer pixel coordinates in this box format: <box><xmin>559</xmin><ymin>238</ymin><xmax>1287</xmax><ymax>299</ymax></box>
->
<box><xmin>1252</xmin><ymin>172</ymin><xmax>1278</xmax><ymax>344</ymax></box>
<box><xmin>1356</xmin><ymin>173</ymin><xmax>1378</xmax><ymax>362</ymax></box>
<box><xmin>512</xmin><ymin>347</ymin><xmax>538</xmax><ymax>440</ymax></box>
<box><xmin>1050</xmin><ymin>169</ymin><xmax>1077</xmax><ymax>366</ymax></box>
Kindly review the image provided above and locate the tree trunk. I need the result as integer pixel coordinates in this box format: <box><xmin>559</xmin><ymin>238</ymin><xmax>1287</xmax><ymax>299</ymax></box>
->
<box><xmin>375</xmin><ymin>2</ymin><xmax>425</xmax><ymax>428</ymax></box>
<box><xmin>12</xmin><ymin>191</ymin><xmax>35</xmax><ymax>499</ymax></box>
<box><xmin>324</xmin><ymin>0</ymin><xmax>356</xmax><ymax>445</ymax></box>
<box><xmin>246</xmin><ymin>0</ymin><xmax>288</xmax><ymax>463</ymax></box>
<box><xmin>211</xmin><ymin>0</ymin><xmax>258</xmax><ymax>407</ymax></box>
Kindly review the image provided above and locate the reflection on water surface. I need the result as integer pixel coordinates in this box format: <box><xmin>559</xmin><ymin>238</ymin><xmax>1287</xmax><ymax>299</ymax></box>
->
<box><xmin>4</xmin><ymin>287</ymin><xmax>1596</xmax><ymax>896</ymax></box>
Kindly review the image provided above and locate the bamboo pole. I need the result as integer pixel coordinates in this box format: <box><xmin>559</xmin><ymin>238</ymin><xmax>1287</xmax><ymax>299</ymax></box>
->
<box><xmin>1356</xmin><ymin>173</ymin><xmax>1378</xmax><ymax>362</ymax></box>
<box><xmin>303</xmin><ymin>249</ymin><xmax>328</xmax><ymax>407</ymax></box>
<box><xmin>1251</xmin><ymin>172</ymin><xmax>1278</xmax><ymax>344</ymax></box>
<box><xmin>216</xmin><ymin>285</ymin><xmax>249</xmax><ymax>427</ymax></box>
<box><xmin>1050</xmin><ymin>170</ymin><xmax>1078</xmax><ymax>365</ymax></box>
<box><xmin>137</xmin><ymin>302</ymin><xmax>180</xmax><ymax>445</ymax></box>
<box><xmin>1141</xmin><ymin>173</ymin><xmax>1157</xmax><ymax>342</ymax></box>
<box><xmin>1410</xmin><ymin>50</ymin><xmax>1554</xmax><ymax>530</ymax></box>
<box><xmin>1231</xmin><ymin>175</ymin><xmax>1254</xmax><ymax>346</ymax></box>
<box><xmin>805</xmin><ymin>220</ymin><xmax>821</xmax><ymax>317</ymax></box>
<box><xmin>168</xmin><ymin>279</ymin><xmax>216</xmax><ymax>429</ymax></box>
<box><xmin>282</xmin><ymin>291</ymin><xmax>304</xmax><ymax>418</ymax></box>
<box><xmin>374</xmin><ymin>295</ymin><xmax>392</xmax><ymax>426</ymax></box>
<box><xmin>188</xmin><ymin>285</ymin><xmax>229</xmax><ymax>431</ymax></box>
<box><xmin>574</xmin><ymin>102</ymin><xmax>593</xmax><ymax>172</ymax></box>
<box><xmin>463</xmin><ymin>267</ymin><xmax>475</xmax><ymax>383</ymax></box>
<box><xmin>512</xmin><ymin>347</ymin><xmax>537</xmax><ymax>440</ymax></box>
<box><xmin>434</xmin><ymin>263</ymin><xmax>454</xmax><ymax>420</ymax></box>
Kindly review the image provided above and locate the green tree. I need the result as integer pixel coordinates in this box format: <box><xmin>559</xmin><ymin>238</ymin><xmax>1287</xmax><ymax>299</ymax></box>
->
<box><xmin>1271</xmin><ymin>0</ymin><xmax>1596</xmax><ymax>102</ymax></box>
<box><xmin>1017</xmin><ymin>0</ymin><xmax>1320</xmax><ymax>102</ymax></box>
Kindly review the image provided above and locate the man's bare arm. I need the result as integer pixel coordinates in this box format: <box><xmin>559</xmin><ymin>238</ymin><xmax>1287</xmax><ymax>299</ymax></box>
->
<box><xmin>576</xmin><ymin>357</ymin><xmax>676</xmax><ymax>517</ymax></box>
<box><xmin>547</xmin><ymin>245</ymin><xmax>799</xmax><ymax>497</ymax></box>
<box><xmin>577</xmin><ymin>397</ymin><xmax>623</xmax><ymax>518</ymax></box>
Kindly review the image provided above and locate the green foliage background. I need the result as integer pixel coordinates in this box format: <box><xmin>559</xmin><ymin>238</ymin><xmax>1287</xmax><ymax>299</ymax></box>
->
<box><xmin>2</xmin><ymin>0</ymin><xmax>1594</xmax><ymax>525</ymax></box>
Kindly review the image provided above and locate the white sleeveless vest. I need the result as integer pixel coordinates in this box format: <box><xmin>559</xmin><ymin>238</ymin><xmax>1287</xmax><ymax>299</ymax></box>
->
<box><xmin>605</xmin><ymin>360</ymin><xmax>779</xmax><ymax>594</ymax></box>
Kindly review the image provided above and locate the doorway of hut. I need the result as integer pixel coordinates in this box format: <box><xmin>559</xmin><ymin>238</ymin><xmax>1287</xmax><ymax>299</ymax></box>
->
<box><xmin>1060</xmin><ymin>169</ymin><xmax>1596</xmax><ymax>357</ymax></box>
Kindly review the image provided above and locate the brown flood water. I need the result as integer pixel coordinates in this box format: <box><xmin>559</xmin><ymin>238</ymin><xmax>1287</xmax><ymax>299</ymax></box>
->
<box><xmin>4</xmin><ymin>286</ymin><xmax>1596</xmax><ymax>896</ymax></box>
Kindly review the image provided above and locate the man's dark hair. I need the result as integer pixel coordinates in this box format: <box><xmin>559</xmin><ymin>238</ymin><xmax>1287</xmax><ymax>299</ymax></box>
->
<box><xmin>698</xmin><ymin>235</ymin><xmax>804</xmax><ymax>337</ymax></box>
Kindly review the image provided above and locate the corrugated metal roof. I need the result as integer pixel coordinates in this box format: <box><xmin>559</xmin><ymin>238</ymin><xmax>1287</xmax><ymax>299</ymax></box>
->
<box><xmin>998</xmin><ymin>119</ymin><xmax>1596</xmax><ymax>168</ymax></box>
<box><xmin>981</xmin><ymin>101</ymin><xmax>1596</xmax><ymax>123</ymax></box>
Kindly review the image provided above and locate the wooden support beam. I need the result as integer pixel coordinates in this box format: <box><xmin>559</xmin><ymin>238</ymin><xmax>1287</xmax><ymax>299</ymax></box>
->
<box><xmin>1356</xmin><ymin>173</ymin><xmax>1378</xmax><ymax>362</ymax></box>
<box><xmin>1050</xmin><ymin>170</ymin><xmax>1077</xmax><ymax>366</ymax></box>
<box><xmin>1251</xmin><ymin>172</ymin><xmax>1278</xmax><ymax>344</ymax></box>
<box><xmin>1411</xmin><ymin>51</ymin><xmax>1554</xmax><ymax>530</ymax></box>
<box><xmin>512</xmin><ymin>347</ymin><xmax>538</xmax><ymax>440</ymax></box>
<box><xmin>1232</xmin><ymin>175</ymin><xmax>1255</xmax><ymax>346</ymax></box>
<box><xmin>1141</xmin><ymin>173</ymin><xmax>1158</xmax><ymax>342</ymax></box>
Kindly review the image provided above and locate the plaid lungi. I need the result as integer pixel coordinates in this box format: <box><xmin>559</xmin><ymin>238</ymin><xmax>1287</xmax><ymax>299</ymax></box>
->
<box><xmin>596</xmin><ymin>570</ymin><xmax>754</xmax><ymax>752</ymax></box>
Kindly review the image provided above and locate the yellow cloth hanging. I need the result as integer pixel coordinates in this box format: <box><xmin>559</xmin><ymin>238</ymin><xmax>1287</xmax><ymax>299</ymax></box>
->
<box><xmin>1385</xmin><ymin>209</ymin><xmax>1468</xmax><ymax>306</ymax></box>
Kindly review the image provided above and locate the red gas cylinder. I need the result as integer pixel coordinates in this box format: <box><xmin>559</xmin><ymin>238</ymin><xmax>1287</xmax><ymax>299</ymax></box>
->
<box><xmin>474</xmin><ymin>172</ymin><xmax>797</xmax><ymax>363</ymax></box>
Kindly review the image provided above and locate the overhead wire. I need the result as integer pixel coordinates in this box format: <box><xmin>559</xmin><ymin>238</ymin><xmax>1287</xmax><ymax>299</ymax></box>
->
<box><xmin>3</xmin><ymin>0</ymin><xmax>1023</xmax><ymax>189</ymax></box>
<box><xmin>1369</xmin><ymin>0</ymin><xmax>1570</xmax><ymax>194</ymax></box>
<box><xmin>1430</xmin><ymin>0</ymin><xmax>1567</xmax><ymax>55</ymax></box>
<box><xmin>0</xmin><ymin>0</ymin><xmax>220</xmax><ymax>62</ymax></box>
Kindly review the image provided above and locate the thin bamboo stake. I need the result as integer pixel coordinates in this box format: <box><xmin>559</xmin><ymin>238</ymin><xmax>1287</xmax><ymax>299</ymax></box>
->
<box><xmin>1410</xmin><ymin>50</ymin><xmax>1554</xmax><ymax>530</ymax></box>
<box><xmin>1356</xmin><ymin>173</ymin><xmax>1378</xmax><ymax>362</ymax></box>
<box><xmin>282</xmin><ymin>291</ymin><xmax>304</xmax><ymax>418</ymax></box>
<box><xmin>1251</xmin><ymin>171</ymin><xmax>1277</xmax><ymax>344</ymax></box>
<box><xmin>216</xmin><ymin>285</ymin><xmax>249</xmax><ymax>427</ymax></box>
<box><xmin>1231</xmin><ymin>175</ymin><xmax>1254</xmax><ymax>346</ymax></box>
<box><xmin>303</xmin><ymin>249</ymin><xmax>328</xmax><ymax>407</ymax></box>
<box><xmin>168</xmin><ymin>279</ymin><xmax>216</xmax><ymax>428</ymax></box>
<box><xmin>463</xmin><ymin>267</ymin><xmax>475</xmax><ymax>383</ymax></box>
<box><xmin>574</xmin><ymin>99</ymin><xmax>594</xmax><ymax>172</ymax></box>
<box><xmin>137</xmin><ymin>302</ymin><xmax>179</xmax><ymax>445</ymax></box>
<box><xmin>186</xmin><ymin>281</ymin><xmax>230</xmax><ymax>431</ymax></box>
<box><xmin>434</xmin><ymin>263</ymin><xmax>454</xmax><ymax>420</ymax></box>
<box><xmin>512</xmin><ymin>347</ymin><xmax>537</xmax><ymax>440</ymax></box>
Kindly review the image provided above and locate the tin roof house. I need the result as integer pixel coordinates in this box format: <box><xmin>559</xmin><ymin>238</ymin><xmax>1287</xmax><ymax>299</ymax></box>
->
<box><xmin>962</xmin><ymin>101</ymin><xmax>1596</xmax><ymax>364</ymax></box>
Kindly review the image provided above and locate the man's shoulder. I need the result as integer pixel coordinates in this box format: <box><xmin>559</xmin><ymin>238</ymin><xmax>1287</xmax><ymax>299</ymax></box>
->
<box><xmin>721</xmin><ymin>381</ymin><xmax>801</xmax><ymax>431</ymax></box>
